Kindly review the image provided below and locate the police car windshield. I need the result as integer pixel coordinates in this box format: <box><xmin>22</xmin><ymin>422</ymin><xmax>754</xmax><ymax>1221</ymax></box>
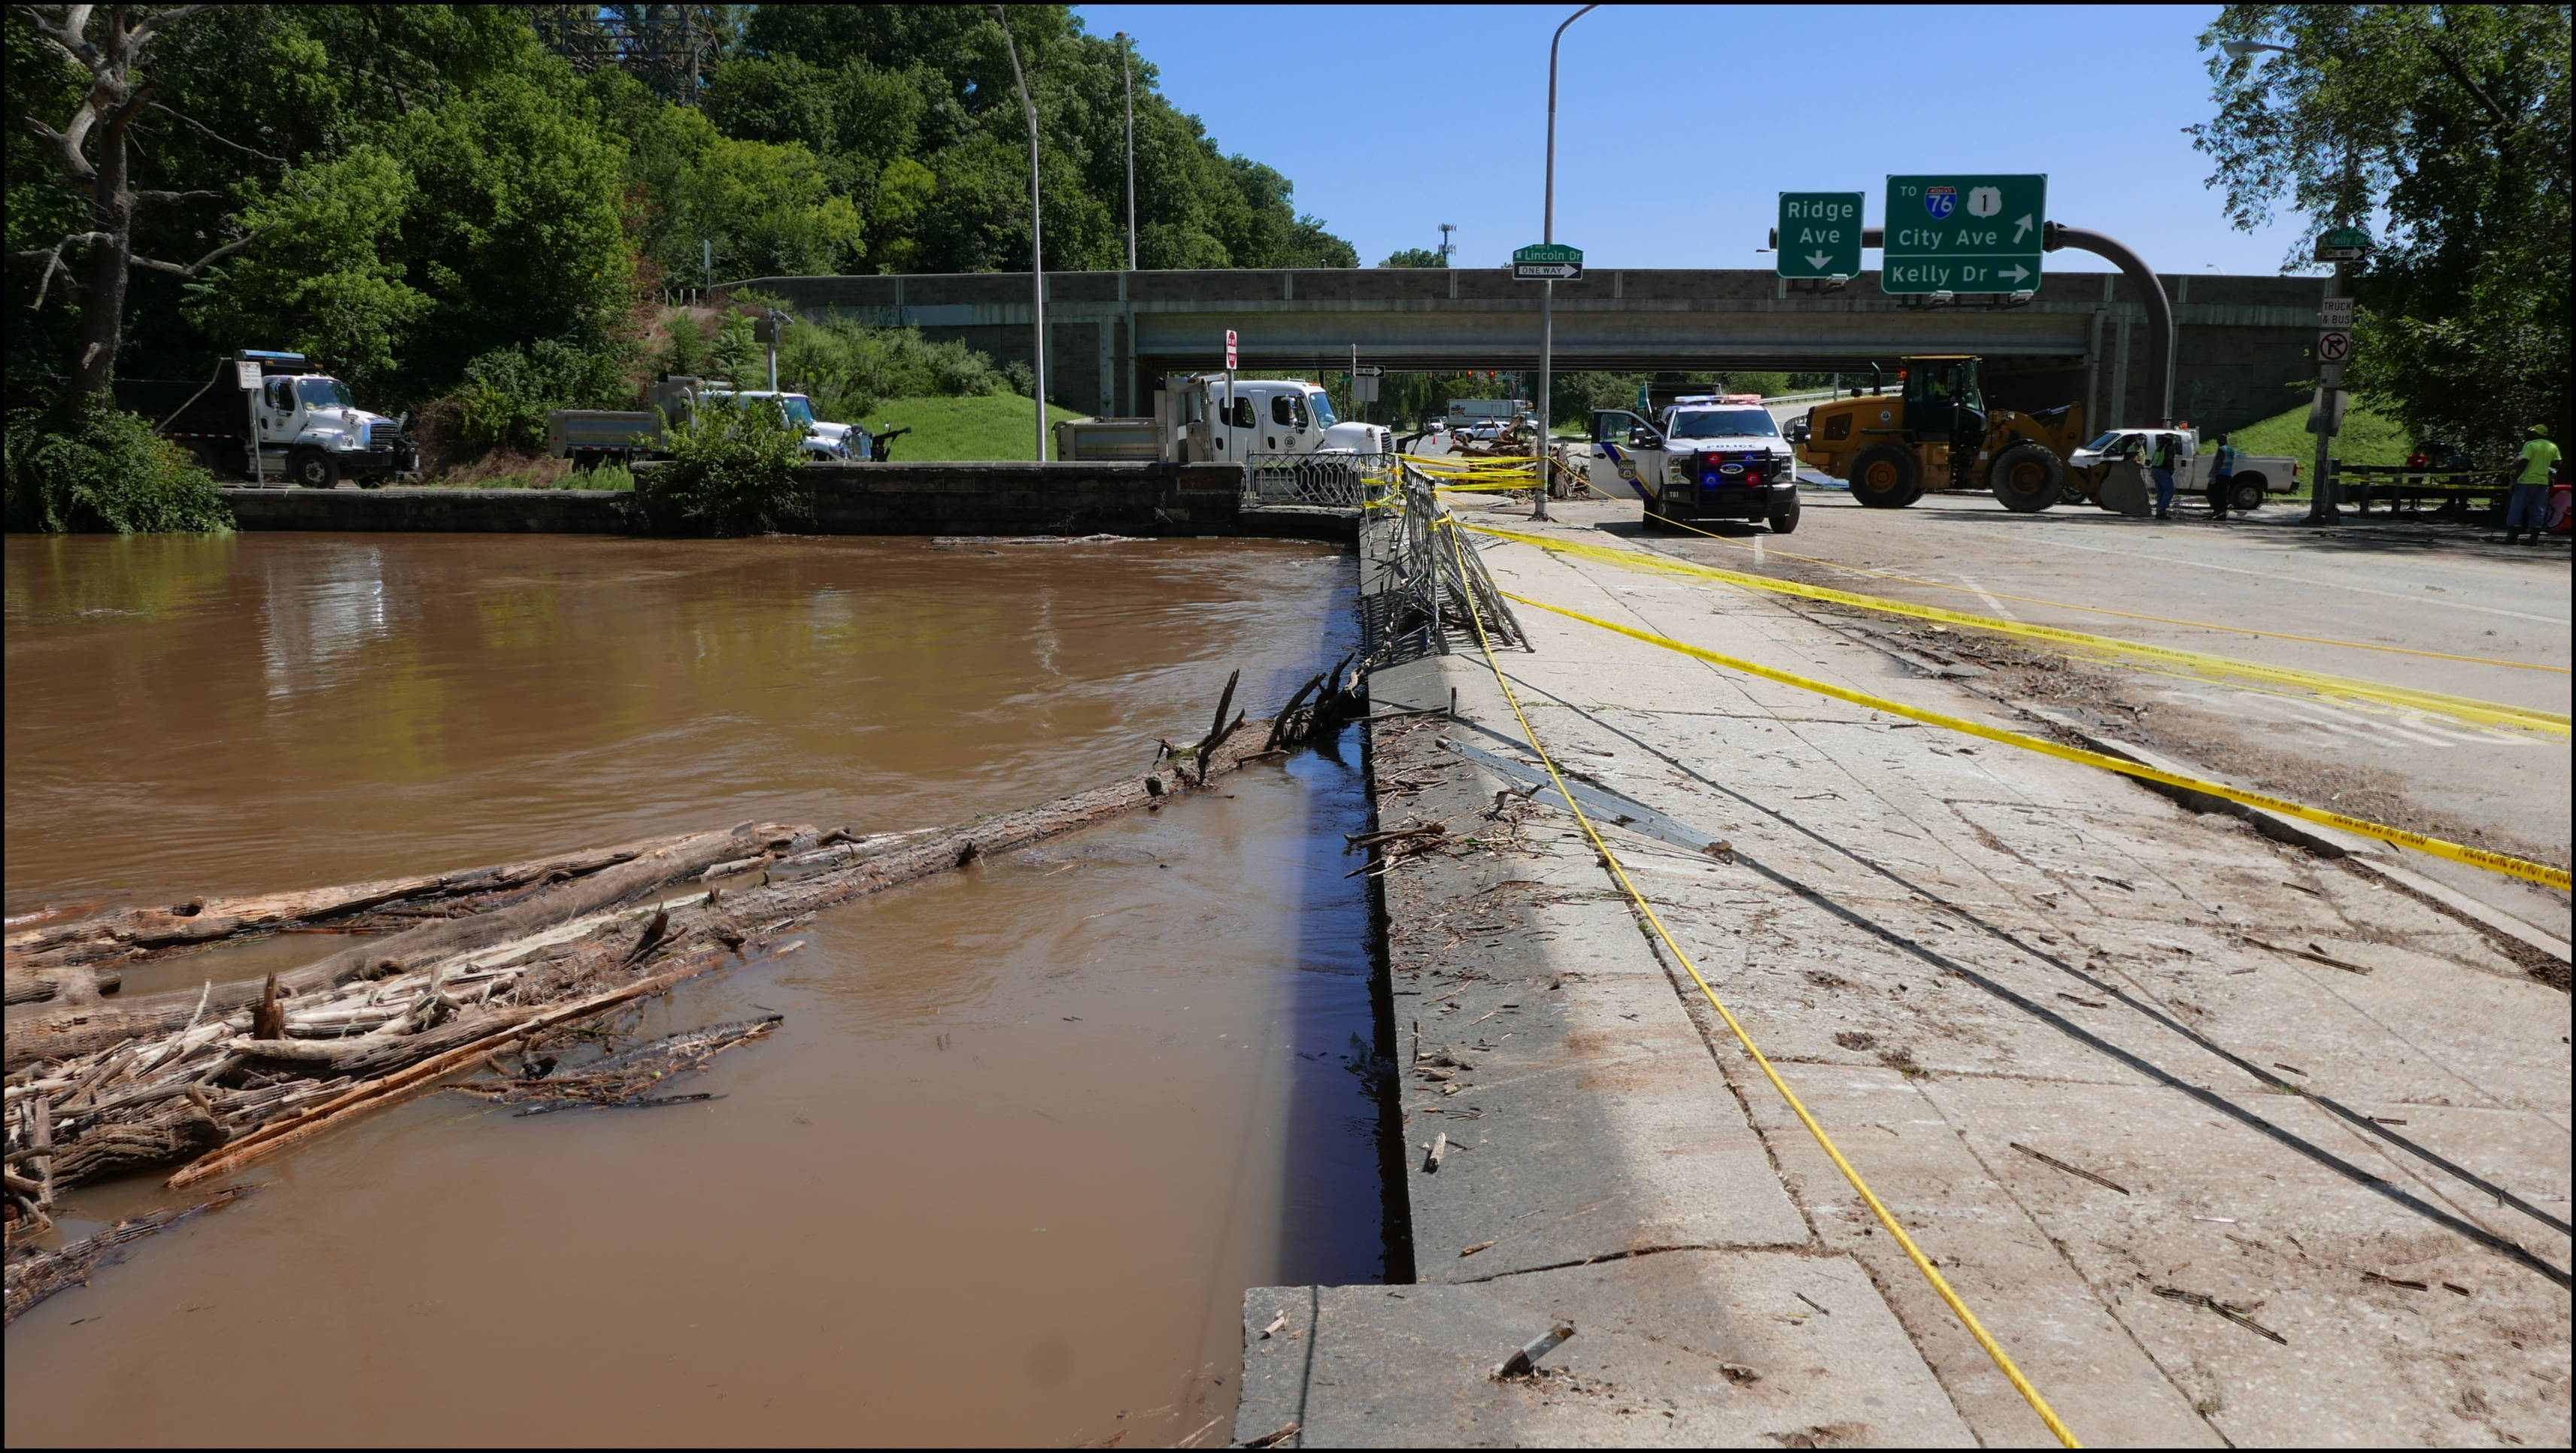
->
<box><xmin>296</xmin><ymin>378</ymin><xmax>353</xmax><ymax>408</ymax></box>
<box><xmin>1667</xmin><ymin>408</ymin><xmax>1776</xmax><ymax>439</ymax></box>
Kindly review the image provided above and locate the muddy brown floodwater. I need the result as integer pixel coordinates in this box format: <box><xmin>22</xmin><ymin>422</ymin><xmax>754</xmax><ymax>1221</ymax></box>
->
<box><xmin>5</xmin><ymin>532</ymin><xmax>1386</xmax><ymax>1446</ymax></box>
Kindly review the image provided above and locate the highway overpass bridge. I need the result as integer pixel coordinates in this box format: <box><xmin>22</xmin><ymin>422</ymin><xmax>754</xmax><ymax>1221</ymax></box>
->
<box><xmin>747</xmin><ymin>265</ymin><xmax>2329</xmax><ymax>435</ymax></box>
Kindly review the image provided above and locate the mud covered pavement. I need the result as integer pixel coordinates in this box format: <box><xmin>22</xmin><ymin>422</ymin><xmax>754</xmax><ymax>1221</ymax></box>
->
<box><xmin>1240</xmin><ymin>496</ymin><xmax>2569</xmax><ymax>1448</ymax></box>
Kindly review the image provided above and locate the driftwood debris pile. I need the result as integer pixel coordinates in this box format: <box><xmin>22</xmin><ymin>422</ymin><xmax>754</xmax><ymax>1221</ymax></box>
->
<box><xmin>5</xmin><ymin>671</ymin><xmax>1350</xmax><ymax>1278</ymax></box>
<box><xmin>4</xmin><ymin>1186</ymin><xmax>257</xmax><ymax>1325</ymax></box>
<box><xmin>455</xmin><ymin>1013</ymin><xmax>784</xmax><ymax>1116</ymax></box>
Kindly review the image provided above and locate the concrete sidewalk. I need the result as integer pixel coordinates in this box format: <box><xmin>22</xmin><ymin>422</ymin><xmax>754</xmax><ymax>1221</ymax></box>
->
<box><xmin>1236</xmin><ymin>500</ymin><xmax>2569</xmax><ymax>1448</ymax></box>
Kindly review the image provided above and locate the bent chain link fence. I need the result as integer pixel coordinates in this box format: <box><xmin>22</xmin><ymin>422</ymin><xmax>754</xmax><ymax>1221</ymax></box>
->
<box><xmin>1243</xmin><ymin>451</ymin><xmax>1392</xmax><ymax>508</ymax></box>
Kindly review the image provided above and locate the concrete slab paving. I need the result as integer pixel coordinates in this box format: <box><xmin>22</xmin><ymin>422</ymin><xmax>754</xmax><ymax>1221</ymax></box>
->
<box><xmin>1236</xmin><ymin>1251</ymin><xmax>1975</xmax><ymax>1448</ymax></box>
<box><xmin>1242</xmin><ymin>499</ymin><xmax>2567</xmax><ymax>1447</ymax></box>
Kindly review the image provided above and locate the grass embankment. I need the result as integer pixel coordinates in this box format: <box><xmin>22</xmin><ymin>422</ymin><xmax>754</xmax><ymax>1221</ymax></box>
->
<box><xmin>2222</xmin><ymin>401</ymin><xmax>2417</xmax><ymax>501</ymax></box>
<box><xmin>861</xmin><ymin>393</ymin><xmax>1084</xmax><ymax>461</ymax></box>
<box><xmin>2228</xmin><ymin>401</ymin><xmax>2415</xmax><ymax>466</ymax></box>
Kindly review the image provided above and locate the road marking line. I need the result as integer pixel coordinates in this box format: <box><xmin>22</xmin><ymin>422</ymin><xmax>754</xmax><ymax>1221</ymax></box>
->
<box><xmin>1958</xmin><ymin>575</ymin><xmax>2018</xmax><ymax>620</ymax></box>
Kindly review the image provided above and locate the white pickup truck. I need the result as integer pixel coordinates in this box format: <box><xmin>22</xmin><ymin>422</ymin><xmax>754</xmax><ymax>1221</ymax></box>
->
<box><xmin>1579</xmin><ymin>394</ymin><xmax>1804</xmax><ymax>533</ymax></box>
<box><xmin>2068</xmin><ymin>429</ymin><xmax>2299</xmax><ymax>512</ymax></box>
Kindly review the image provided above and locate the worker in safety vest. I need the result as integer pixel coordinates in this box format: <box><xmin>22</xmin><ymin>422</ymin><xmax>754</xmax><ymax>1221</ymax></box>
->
<box><xmin>2150</xmin><ymin>430</ymin><xmax>2184</xmax><ymax>520</ymax></box>
<box><xmin>2506</xmin><ymin>425</ymin><xmax>2560</xmax><ymax>545</ymax></box>
<box><xmin>2207</xmin><ymin>434</ymin><xmax>2241</xmax><ymax>521</ymax></box>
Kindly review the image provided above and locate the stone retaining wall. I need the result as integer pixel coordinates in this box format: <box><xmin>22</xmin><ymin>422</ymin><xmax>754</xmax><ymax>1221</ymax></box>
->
<box><xmin>218</xmin><ymin>463</ymin><xmax>1355</xmax><ymax>542</ymax></box>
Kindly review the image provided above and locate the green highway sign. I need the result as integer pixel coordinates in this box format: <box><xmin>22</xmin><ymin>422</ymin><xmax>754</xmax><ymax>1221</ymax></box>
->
<box><xmin>2314</xmin><ymin>226</ymin><xmax>2373</xmax><ymax>262</ymax></box>
<box><xmin>1882</xmin><ymin>174</ymin><xmax>2047</xmax><ymax>294</ymax></box>
<box><xmin>1513</xmin><ymin>241</ymin><xmax>1584</xmax><ymax>281</ymax></box>
<box><xmin>1776</xmin><ymin>192</ymin><xmax>1864</xmax><ymax>278</ymax></box>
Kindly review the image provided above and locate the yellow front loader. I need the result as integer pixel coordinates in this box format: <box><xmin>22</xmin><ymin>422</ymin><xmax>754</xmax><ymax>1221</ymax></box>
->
<box><xmin>1792</xmin><ymin>356</ymin><xmax>2088</xmax><ymax>511</ymax></box>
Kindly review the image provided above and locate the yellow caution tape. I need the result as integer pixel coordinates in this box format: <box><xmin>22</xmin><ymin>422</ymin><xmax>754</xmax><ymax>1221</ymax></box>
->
<box><xmin>1437</xmin><ymin>527</ymin><xmax>2087</xmax><ymax>1448</ymax></box>
<box><xmin>1463</xmin><ymin>523</ymin><xmax>2570</xmax><ymax>739</ymax></box>
<box><xmin>1497</xmin><ymin>586</ymin><xmax>2571</xmax><ymax>890</ymax></box>
<box><xmin>1645</xmin><ymin>514</ymin><xmax>2570</xmax><ymax>675</ymax></box>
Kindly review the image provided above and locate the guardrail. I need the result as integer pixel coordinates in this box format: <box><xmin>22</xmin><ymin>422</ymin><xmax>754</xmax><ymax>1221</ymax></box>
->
<box><xmin>2335</xmin><ymin>465</ymin><xmax>2512</xmax><ymax>517</ymax></box>
<box><xmin>1761</xmin><ymin>385</ymin><xmax>1901</xmax><ymax>407</ymax></box>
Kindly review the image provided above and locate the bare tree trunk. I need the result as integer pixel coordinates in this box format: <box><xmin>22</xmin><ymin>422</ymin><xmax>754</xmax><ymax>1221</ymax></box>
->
<box><xmin>71</xmin><ymin>102</ymin><xmax>134</xmax><ymax>398</ymax></box>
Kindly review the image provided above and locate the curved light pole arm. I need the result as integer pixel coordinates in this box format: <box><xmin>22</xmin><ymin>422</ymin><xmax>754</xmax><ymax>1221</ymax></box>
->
<box><xmin>992</xmin><ymin>5</ymin><xmax>1048</xmax><ymax>460</ymax></box>
<box><xmin>1841</xmin><ymin>222</ymin><xmax>2174</xmax><ymax>425</ymax></box>
<box><xmin>1535</xmin><ymin>3</ymin><xmax>1599</xmax><ymax>520</ymax></box>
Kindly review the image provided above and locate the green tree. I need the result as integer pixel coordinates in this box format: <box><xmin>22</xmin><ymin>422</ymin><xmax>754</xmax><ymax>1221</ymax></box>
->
<box><xmin>724</xmin><ymin>4</ymin><xmax>1355</xmax><ymax>272</ymax></box>
<box><xmin>183</xmin><ymin>146</ymin><xmax>432</xmax><ymax>386</ymax></box>
<box><xmin>377</xmin><ymin>69</ymin><xmax>636</xmax><ymax>388</ymax></box>
<box><xmin>1380</xmin><ymin>247</ymin><xmax>1446</xmax><ymax>268</ymax></box>
<box><xmin>2192</xmin><ymin>5</ymin><xmax>2570</xmax><ymax>457</ymax></box>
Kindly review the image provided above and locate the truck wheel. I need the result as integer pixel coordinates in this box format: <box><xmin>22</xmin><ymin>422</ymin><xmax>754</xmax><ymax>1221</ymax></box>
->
<box><xmin>1768</xmin><ymin>497</ymin><xmax>1801</xmax><ymax>535</ymax></box>
<box><xmin>1849</xmin><ymin>445</ymin><xmax>1921</xmax><ymax>508</ymax></box>
<box><xmin>2231</xmin><ymin>475</ymin><xmax>2267</xmax><ymax>511</ymax></box>
<box><xmin>288</xmin><ymin>446</ymin><xmax>338</xmax><ymax>489</ymax></box>
<box><xmin>1640</xmin><ymin>504</ymin><xmax>1674</xmax><ymax>532</ymax></box>
<box><xmin>1988</xmin><ymin>442</ymin><xmax>2065</xmax><ymax>512</ymax></box>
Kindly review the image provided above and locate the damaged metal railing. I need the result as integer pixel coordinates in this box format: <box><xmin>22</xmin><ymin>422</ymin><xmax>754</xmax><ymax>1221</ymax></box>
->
<box><xmin>1364</xmin><ymin>463</ymin><xmax>1525</xmax><ymax>661</ymax></box>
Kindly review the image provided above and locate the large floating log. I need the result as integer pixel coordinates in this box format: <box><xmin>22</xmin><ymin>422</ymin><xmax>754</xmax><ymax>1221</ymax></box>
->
<box><xmin>3</xmin><ymin>830</ymin><xmax>706</xmax><ymax>979</ymax></box>
<box><xmin>5</xmin><ymin>823</ymin><xmax>809</xmax><ymax>1072</ymax></box>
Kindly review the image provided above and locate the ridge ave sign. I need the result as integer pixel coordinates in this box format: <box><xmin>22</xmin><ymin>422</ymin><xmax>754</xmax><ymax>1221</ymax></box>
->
<box><xmin>1882</xmin><ymin>174</ymin><xmax>2046</xmax><ymax>294</ymax></box>
<box><xmin>1776</xmin><ymin>192</ymin><xmax>1863</xmax><ymax>278</ymax></box>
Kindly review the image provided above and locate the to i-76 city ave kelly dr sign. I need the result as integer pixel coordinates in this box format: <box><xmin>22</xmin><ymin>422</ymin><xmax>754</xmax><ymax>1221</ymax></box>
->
<box><xmin>1882</xmin><ymin>174</ymin><xmax>2047</xmax><ymax>294</ymax></box>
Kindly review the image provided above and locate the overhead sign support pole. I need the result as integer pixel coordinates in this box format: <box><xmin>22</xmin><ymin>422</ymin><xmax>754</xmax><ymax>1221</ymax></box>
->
<box><xmin>1532</xmin><ymin>4</ymin><xmax>1598</xmax><ymax>523</ymax></box>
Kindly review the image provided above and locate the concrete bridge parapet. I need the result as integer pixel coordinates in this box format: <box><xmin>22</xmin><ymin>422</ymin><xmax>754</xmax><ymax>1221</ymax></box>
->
<box><xmin>746</xmin><ymin>266</ymin><xmax>2328</xmax><ymax>438</ymax></box>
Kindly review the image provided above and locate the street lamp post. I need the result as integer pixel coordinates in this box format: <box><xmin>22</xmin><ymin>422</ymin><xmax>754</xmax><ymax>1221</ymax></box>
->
<box><xmin>1534</xmin><ymin>4</ymin><xmax>1600</xmax><ymax>523</ymax></box>
<box><xmin>993</xmin><ymin>6</ymin><xmax>1048</xmax><ymax>461</ymax></box>
<box><xmin>1118</xmin><ymin>32</ymin><xmax>1137</xmax><ymax>272</ymax></box>
<box><xmin>2223</xmin><ymin>38</ymin><xmax>2341</xmax><ymax>524</ymax></box>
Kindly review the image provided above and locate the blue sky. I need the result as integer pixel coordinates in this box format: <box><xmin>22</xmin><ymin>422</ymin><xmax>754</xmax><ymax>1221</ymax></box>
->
<box><xmin>1076</xmin><ymin>4</ymin><xmax>2314</xmax><ymax>278</ymax></box>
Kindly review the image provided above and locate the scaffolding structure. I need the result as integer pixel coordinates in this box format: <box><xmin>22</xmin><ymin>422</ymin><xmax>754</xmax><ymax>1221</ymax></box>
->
<box><xmin>527</xmin><ymin>5</ymin><xmax>724</xmax><ymax>106</ymax></box>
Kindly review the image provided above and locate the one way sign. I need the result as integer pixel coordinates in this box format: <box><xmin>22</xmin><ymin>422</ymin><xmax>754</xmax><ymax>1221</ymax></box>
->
<box><xmin>1777</xmin><ymin>191</ymin><xmax>1863</xmax><ymax>279</ymax></box>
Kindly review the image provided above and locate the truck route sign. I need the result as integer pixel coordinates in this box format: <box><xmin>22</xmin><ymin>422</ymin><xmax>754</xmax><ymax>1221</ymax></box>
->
<box><xmin>1776</xmin><ymin>193</ymin><xmax>1863</xmax><ymax>278</ymax></box>
<box><xmin>1882</xmin><ymin>174</ymin><xmax>2047</xmax><ymax>294</ymax></box>
<box><xmin>1512</xmin><ymin>242</ymin><xmax>1583</xmax><ymax>281</ymax></box>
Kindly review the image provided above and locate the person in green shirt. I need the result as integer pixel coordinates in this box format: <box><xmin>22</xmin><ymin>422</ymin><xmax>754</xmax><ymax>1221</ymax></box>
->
<box><xmin>2506</xmin><ymin>425</ymin><xmax>2560</xmax><ymax>544</ymax></box>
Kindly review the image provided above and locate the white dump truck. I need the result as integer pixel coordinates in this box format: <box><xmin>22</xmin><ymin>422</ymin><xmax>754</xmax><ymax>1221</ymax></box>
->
<box><xmin>115</xmin><ymin>350</ymin><xmax>415</xmax><ymax>487</ymax></box>
<box><xmin>1054</xmin><ymin>374</ymin><xmax>1393</xmax><ymax>500</ymax></box>
<box><xmin>546</xmin><ymin>379</ymin><xmax>866</xmax><ymax>468</ymax></box>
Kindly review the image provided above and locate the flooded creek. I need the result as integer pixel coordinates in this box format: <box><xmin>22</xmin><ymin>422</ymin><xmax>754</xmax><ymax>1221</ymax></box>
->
<box><xmin>5</xmin><ymin>532</ymin><xmax>1384</xmax><ymax>1445</ymax></box>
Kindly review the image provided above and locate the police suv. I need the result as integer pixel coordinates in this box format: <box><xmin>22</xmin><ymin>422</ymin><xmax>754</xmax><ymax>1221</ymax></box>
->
<box><xmin>1582</xmin><ymin>395</ymin><xmax>1802</xmax><ymax>533</ymax></box>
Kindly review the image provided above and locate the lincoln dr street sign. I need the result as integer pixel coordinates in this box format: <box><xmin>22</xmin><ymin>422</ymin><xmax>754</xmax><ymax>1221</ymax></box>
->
<box><xmin>1776</xmin><ymin>192</ymin><xmax>1863</xmax><ymax>279</ymax></box>
<box><xmin>1513</xmin><ymin>242</ymin><xmax>1583</xmax><ymax>281</ymax></box>
<box><xmin>1882</xmin><ymin>174</ymin><xmax>2047</xmax><ymax>294</ymax></box>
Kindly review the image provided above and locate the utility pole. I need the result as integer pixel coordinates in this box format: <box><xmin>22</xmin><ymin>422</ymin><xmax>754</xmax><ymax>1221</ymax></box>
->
<box><xmin>1534</xmin><ymin>4</ymin><xmax>1600</xmax><ymax>523</ymax></box>
<box><xmin>1119</xmin><ymin>33</ymin><xmax>1138</xmax><ymax>272</ymax></box>
<box><xmin>992</xmin><ymin>6</ymin><xmax>1048</xmax><ymax>461</ymax></box>
<box><xmin>1438</xmin><ymin>223</ymin><xmax>1457</xmax><ymax>265</ymax></box>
